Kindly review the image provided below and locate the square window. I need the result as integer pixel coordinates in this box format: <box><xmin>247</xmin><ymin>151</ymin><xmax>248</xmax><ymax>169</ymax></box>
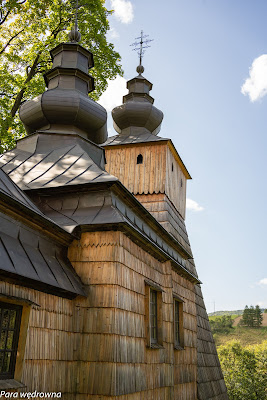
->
<box><xmin>0</xmin><ymin>302</ymin><xmax>22</xmax><ymax>380</ymax></box>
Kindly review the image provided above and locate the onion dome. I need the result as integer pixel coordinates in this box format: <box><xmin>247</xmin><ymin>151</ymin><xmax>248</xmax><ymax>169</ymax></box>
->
<box><xmin>112</xmin><ymin>65</ymin><xmax>163</xmax><ymax>136</ymax></box>
<box><xmin>19</xmin><ymin>39</ymin><xmax>107</xmax><ymax>144</ymax></box>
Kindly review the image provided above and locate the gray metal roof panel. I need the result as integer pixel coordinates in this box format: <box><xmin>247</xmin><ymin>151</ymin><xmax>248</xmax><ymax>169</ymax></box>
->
<box><xmin>0</xmin><ymin>168</ymin><xmax>44</xmax><ymax>215</ymax></box>
<box><xmin>0</xmin><ymin>133</ymin><xmax>117</xmax><ymax>190</ymax></box>
<box><xmin>103</xmin><ymin>131</ymin><xmax>169</xmax><ymax>146</ymax></box>
<box><xmin>0</xmin><ymin>212</ymin><xmax>85</xmax><ymax>298</ymax></box>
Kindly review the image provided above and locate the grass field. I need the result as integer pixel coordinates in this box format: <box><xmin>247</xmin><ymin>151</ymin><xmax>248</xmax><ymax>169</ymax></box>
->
<box><xmin>213</xmin><ymin>326</ymin><xmax>267</xmax><ymax>346</ymax></box>
<box><xmin>210</xmin><ymin>313</ymin><xmax>267</xmax><ymax>346</ymax></box>
<box><xmin>208</xmin><ymin>314</ymin><xmax>239</xmax><ymax>322</ymax></box>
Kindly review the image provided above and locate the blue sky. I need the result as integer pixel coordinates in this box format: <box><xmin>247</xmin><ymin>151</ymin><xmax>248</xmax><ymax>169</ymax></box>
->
<box><xmin>100</xmin><ymin>0</ymin><xmax>267</xmax><ymax>313</ymax></box>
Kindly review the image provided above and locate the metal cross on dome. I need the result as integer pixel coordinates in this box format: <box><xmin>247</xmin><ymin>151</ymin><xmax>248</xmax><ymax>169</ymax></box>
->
<box><xmin>130</xmin><ymin>30</ymin><xmax>153</xmax><ymax>67</ymax></box>
<box><xmin>69</xmin><ymin>0</ymin><xmax>81</xmax><ymax>42</ymax></box>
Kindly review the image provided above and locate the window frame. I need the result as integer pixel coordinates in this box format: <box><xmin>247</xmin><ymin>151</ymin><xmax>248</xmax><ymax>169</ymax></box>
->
<box><xmin>145</xmin><ymin>280</ymin><xmax>163</xmax><ymax>348</ymax></box>
<box><xmin>0</xmin><ymin>302</ymin><xmax>22</xmax><ymax>380</ymax></box>
<box><xmin>149</xmin><ymin>289</ymin><xmax>158</xmax><ymax>344</ymax></box>
<box><xmin>173</xmin><ymin>295</ymin><xmax>184</xmax><ymax>350</ymax></box>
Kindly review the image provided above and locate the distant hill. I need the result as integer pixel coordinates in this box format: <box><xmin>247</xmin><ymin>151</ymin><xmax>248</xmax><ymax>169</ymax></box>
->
<box><xmin>233</xmin><ymin>313</ymin><xmax>267</xmax><ymax>327</ymax></box>
<box><xmin>208</xmin><ymin>310</ymin><xmax>243</xmax><ymax>317</ymax></box>
<box><xmin>208</xmin><ymin>311</ymin><xmax>267</xmax><ymax>346</ymax></box>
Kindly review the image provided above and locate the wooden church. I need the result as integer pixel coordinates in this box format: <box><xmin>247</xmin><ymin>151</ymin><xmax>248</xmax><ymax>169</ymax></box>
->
<box><xmin>0</xmin><ymin>26</ymin><xmax>229</xmax><ymax>400</ymax></box>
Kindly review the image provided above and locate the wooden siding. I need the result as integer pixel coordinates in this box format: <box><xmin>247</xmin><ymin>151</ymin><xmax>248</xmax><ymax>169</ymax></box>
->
<box><xmin>195</xmin><ymin>284</ymin><xmax>229</xmax><ymax>400</ymax></box>
<box><xmin>69</xmin><ymin>231</ymin><xmax>198</xmax><ymax>398</ymax></box>
<box><xmin>165</xmin><ymin>145</ymin><xmax>187</xmax><ymax>219</ymax></box>
<box><xmin>135</xmin><ymin>193</ymin><xmax>192</xmax><ymax>259</ymax></box>
<box><xmin>105</xmin><ymin>143</ymin><xmax>187</xmax><ymax>218</ymax></box>
<box><xmin>0</xmin><ymin>230</ymin><xmax>198</xmax><ymax>398</ymax></box>
<box><xmin>105</xmin><ymin>143</ymin><xmax>167</xmax><ymax>196</ymax></box>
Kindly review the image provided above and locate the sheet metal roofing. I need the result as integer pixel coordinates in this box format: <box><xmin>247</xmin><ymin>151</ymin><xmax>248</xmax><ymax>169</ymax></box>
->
<box><xmin>0</xmin><ymin>168</ymin><xmax>85</xmax><ymax>298</ymax></box>
<box><xmin>30</xmin><ymin>186</ymin><xmax>200</xmax><ymax>283</ymax></box>
<box><xmin>103</xmin><ymin>130</ymin><xmax>168</xmax><ymax>146</ymax></box>
<box><xmin>0</xmin><ymin>133</ymin><xmax>197</xmax><ymax>281</ymax></box>
<box><xmin>0</xmin><ymin>165</ymin><xmax>43</xmax><ymax>215</ymax></box>
<box><xmin>0</xmin><ymin>133</ymin><xmax>117</xmax><ymax>191</ymax></box>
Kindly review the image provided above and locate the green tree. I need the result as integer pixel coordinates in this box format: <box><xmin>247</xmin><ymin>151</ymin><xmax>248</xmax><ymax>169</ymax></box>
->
<box><xmin>218</xmin><ymin>340</ymin><xmax>267</xmax><ymax>400</ymax></box>
<box><xmin>209</xmin><ymin>315</ymin><xmax>233</xmax><ymax>334</ymax></box>
<box><xmin>255</xmin><ymin>305</ymin><xmax>263</xmax><ymax>328</ymax></box>
<box><xmin>240</xmin><ymin>305</ymin><xmax>258</xmax><ymax>327</ymax></box>
<box><xmin>240</xmin><ymin>305</ymin><xmax>250</xmax><ymax>326</ymax></box>
<box><xmin>0</xmin><ymin>0</ymin><xmax>123</xmax><ymax>151</ymax></box>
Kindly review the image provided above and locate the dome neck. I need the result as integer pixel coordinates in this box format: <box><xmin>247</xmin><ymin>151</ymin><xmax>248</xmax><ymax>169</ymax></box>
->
<box><xmin>44</xmin><ymin>43</ymin><xmax>95</xmax><ymax>94</ymax></box>
<box><xmin>123</xmin><ymin>75</ymin><xmax>154</xmax><ymax>104</ymax></box>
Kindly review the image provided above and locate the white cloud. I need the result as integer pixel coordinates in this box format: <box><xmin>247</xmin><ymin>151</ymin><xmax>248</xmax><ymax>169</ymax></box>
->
<box><xmin>98</xmin><ymin>76</ymin><xmax>127</xmax><ymax>112</ymax></box>
<box><xmin>111</xmin><ymin>0</ymin><xmax>134</xmax><ymax>24</ymax></box>
<box><xmin>258</xmin><ymin>278</ymin><xmax>267</xmax><ymax>285</ymax></box>
<box><xmin>186</xmin><ymin>198</ymin><xmax>204</xmax><ymax>212</ymax></box>
<box><xmin>241</xmin><ymin>54</ymin><xmax>267</xmax><ymax>102</ymax></box>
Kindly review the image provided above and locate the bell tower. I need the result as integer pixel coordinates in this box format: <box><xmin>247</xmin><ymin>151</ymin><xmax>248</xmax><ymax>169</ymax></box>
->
<box><xmin>103</xmin><ymin>45</ymin><xmax>192</xmax><ymax>256</ymax></box>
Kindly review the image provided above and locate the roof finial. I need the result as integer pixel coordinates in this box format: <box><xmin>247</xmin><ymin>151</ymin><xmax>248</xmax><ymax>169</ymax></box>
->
<box><xmin>130</xmin><ymin>30</ymin><xmax>153</xmax><ymax>75</ymax></box>
<box><xmin>68</xmin><ymin>0</ymin><xmax>81</xmax><ymax>43</ymax></box>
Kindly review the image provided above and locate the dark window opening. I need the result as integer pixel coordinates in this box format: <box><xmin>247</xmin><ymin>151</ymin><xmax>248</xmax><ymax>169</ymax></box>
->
<box><xmin>180</xmin><ymin>179</ymin><xmax>183</xmax><ymax>187</ymax></box>
<box><xmin>0</xmin><ymin>302</ymin><xmax>22</xmax><ymax>379</ymax></box>
<box><xmin>174</xmin><ymin>300</ymin><xmax>180</xmax><ymax>346</ymax></box>
<box><xmin>150</xmin><ymin>290</ymin><xmax>158</xmax><ymax>344</ymax></box>
<box><xmin>174</xmin><ymin>299</ymin><xmax>184</xmax><ymax>349</ymax></box>
<box><xmin>171</xmin><ymin>163</ymin><xmax>174</xmax><ymax>172</ymax></box>
<box><xmin>137</xmin><ymin>154</ymin><xmax>143</xmax><ymax>164</ymax></box>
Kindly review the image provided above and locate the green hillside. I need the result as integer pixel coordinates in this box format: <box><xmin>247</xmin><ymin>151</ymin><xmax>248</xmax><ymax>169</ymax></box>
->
<box><xmin>208</xmin><ymin>310</ymin><xmax>243</xmax><ymax>317</ymax></box>
<box><xmin>213</xmin><ymin>326</ymin><xmax>267</xmax><ymax>346</ymax></box>
<box><xmin>209</xmin><ymin>312</ymin><xmax>267</xmax><ymax>346</ymax></box>
<box><xmin>208</xmin><ymin>308</ymin><xmax>265</xmax><ymax>317</ymax></box>
<box><xmin>209</xmin><ymin>314</ymin><xmax>238</xmax><ymax>322</ymax></box>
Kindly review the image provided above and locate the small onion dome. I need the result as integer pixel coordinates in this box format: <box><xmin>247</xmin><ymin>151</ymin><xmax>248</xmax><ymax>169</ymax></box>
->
<box><xmin>136</xmin><ymin>64</ymin><xmax>144</xmax><ymax>75</ymax></box>
<box><xmin>68</xmin><ymin>26</ymin><xmax>81</xmax><ymax>43</ymax></box>
<box><xmin>112</xmin><ymin>73</ymin><xmax>163</xmax><ymax>136</ymax></box>
<box><xmin>20</xmin><ymin>43</ymin><xmax>107</xmax><ymax>144</ymax></box>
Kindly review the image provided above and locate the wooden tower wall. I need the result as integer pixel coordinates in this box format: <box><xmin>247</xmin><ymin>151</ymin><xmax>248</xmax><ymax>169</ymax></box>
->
<box><xmin>165</xmin><ymin>144</ymin><xmax>187</xmax><ymax>219</ymax></box>
<box><xmin>0</xmin><ymin>230</ymin><xmax>197</xmax><ymax>399</ymax></box>
<box><xmin>135</xmin><ymin>193</ymin><xmax>192</xmax><ymax>256</ymax></box>
<box><xmin>105</xmin><ymin>142</ymin><xmax>187</xmax><ymax>217</ymax></box>
<box><xmin>104</xmin><ymin>143</ymin><xmax>167</xmax><ymax>197</ymax></box>
<box><xmin>69</xmin><ymin>231</ymin><xmax>198</xmax><ymax>398</ymax></box>
<box><xmin>104</xmin><ymin>142</ymin><xmax>188</xmax><ymax>244</ymax></box>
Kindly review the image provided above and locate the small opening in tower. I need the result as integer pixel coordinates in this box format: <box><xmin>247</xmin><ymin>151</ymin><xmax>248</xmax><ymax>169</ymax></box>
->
<box><xmin>137</xmin><ymin>154</ymin><xmax>143</xmax><ymax>164</ymax></box>
<box><xmin>180</xmin><ymin>179</ymin><xmax>183</xmax><ymax>187</ymax></box>
<box><xmin>171</xmin><ymin>163</ymin><xmax>174</xmax><ymax>172</ymax></box>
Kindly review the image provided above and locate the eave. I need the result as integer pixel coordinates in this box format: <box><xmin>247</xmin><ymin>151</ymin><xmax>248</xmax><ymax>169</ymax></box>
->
<box><xmin>79</xmin><ymin>221</ymin><xmax>200</xmax><ymax>285</ymax></box>
<box><xmin>25</xmin><ymin>180</ymin><xmax>200</xmax><ymax>284</ymax></box>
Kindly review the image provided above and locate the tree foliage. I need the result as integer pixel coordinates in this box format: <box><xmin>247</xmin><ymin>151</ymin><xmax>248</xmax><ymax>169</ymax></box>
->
<box><xmin>218</xmin><ymin>341</ymin><xmax>267</xmax><ymax>400</ymax></box>
<box><xmin>0</xmin><ymin>0</ymin><xmax>123</xmax><ymax>151</ymax></box>
<box><xmin>210</xmin><ymin>315</ymin><xmax>233</xmax><ymax>334</ymax></box>
<box><xmin>240</xmin><ymin>305</ymin><xmax>263</xmax><ymax>328</ymax></box>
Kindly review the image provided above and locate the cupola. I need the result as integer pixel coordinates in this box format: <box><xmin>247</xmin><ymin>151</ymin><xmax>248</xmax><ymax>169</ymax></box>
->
<box><xmin>112</xmin><ymin>64</ymin><xmax>164</xmax><ymax>136</ymax></box>
<box><xmin>19</xmin><ymin>28</ymin><xmax>108</xmax><ymax>144</ymax></box>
